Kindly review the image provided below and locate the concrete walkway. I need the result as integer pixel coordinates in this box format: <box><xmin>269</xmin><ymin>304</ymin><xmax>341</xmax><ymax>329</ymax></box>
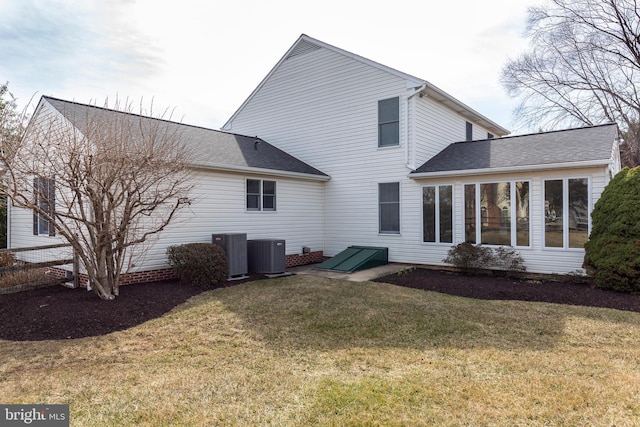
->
<box><xmin>287</xmin><ymin>262</ymin><xmax>414</xmax><ymax>282</ymax></box>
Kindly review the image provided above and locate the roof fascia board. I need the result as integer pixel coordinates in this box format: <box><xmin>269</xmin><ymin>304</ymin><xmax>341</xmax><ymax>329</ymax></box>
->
<box><xmin>190</xmin><ymin>162</ymin><xmax>331</xmax><ymax>181</ymax></box>
<box><xmin>409</xmin><ymin>159</ymin><xmax>610</xmax><ymax>179</ymax></box>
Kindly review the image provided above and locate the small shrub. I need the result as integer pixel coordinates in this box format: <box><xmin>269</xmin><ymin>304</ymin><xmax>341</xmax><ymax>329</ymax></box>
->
<box><xmin>584</xmin><ymin>166</ymin><xmax>640</xmax><ymax>292</ymax></box>
<box><xmin>0</xmin><ymin>251</ymin><xmax>15</xmax><ymax>268</ymax></box>
<box><xmin>443</xmin><ymin>242</ymin><xmax>526</xmax><ymax>275</ymax></box>
<box><xmin>442</xmin><ymin>242</ymin><xmax>493</xmax><ymax>275</ymax></box>
<box><xmin>397</xmin><ymin>266</ymin><xmax>416</xmax><ymax>276</ymax></box>
<box><xmin>167</xmin><ymin>243</ymin><xmax>228</xmax><ymax>288</ymax></box>
<box><xmin>492</xmin><ymin>246</ymin><xmax>527</xmax><ymax>275</ymax></box>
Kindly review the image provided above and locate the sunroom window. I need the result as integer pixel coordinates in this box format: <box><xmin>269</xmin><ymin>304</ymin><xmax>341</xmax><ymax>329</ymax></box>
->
<box><xmin>422</xmin><ymin>185</ymin><xmax>453</xmax><ymax>243</ymax></box>
<box><xmin>464</xmin><ymin>181</ymin><xmax>530</xmax><ymax>247</ymax></box>
<box><xmin>544</xmin><ymin>178</ymin><xmax>588</xmax><ymax>249</ymax></box>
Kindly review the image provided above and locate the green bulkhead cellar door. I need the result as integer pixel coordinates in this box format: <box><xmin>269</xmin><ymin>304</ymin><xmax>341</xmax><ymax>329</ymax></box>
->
<box><xmin>315</xmin><ymin>246</ymin><xmax>388</xmax><ymax>273</ymax></box>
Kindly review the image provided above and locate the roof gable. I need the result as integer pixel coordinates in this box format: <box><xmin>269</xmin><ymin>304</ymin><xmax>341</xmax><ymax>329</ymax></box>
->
<box><xmin>411</xmin><ymin>124</ymin><xmax>619</xmax><ymax>177</ymax></box>
<box><xmin>42</xmin><ymin>96</ymin><xmax>329</xmax><ymax>180</ymax></box>
<box><xmin>222</xmin><ymin>34</ymin><xmax>509</xmax><ymax>136</ymax></box>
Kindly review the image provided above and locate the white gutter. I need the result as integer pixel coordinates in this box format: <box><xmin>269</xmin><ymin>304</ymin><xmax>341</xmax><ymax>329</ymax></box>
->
<box><xmin>190</xmin><ymin>162</ymin><xmax>331</xmax><ymax>181</ymax></box>
<box><xmin>405</xmin><ymin>83</ymin><xmax>427</xmax><ymax>170</ymax></box>
<box><xmin>409</xmin><ymin>159</ymin><xmax>610</xmax><ymax>179</ymax></box>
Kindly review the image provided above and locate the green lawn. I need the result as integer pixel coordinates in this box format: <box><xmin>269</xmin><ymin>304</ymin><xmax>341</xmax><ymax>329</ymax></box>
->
<box><xmin>2</xmin><ymin>275</ymin><xmax>639</xmax><ymax>426</ymax></box>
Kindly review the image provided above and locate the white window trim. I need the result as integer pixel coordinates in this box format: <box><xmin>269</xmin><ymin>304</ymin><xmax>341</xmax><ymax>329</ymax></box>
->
<box><xmin>378</xmin><ymin>181</ymin><xmax>401</xmax><ymax>235</ymax></box>
<box><xmin>246</xmin><ymin>178</ymin><xmax>277</xmax><ymax>212</ymax></box>
<box><xmin>465</xmin><ymin>180</ymin><xmax>532</xmax><ymax>248</ymax></box>
<box><xmin>542</xmin><ymin>177</ymin><xmax>591</xmax><ymax>251</ymax></box>
<box><xmin>377</xmin><ymin>97</ymin><xmax>400</xmax><ymax>148</ymax></box>
<box><xmin>421</xmin><ymin>184</ymin><xmax>454</xmax><ymax>245</ymax></box>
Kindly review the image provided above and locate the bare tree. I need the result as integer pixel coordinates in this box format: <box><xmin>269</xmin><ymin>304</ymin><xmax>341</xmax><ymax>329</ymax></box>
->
<box><xmin>1</xmin><ymin>97</ymin><xmax>194</xmax><ymax>299</ymax></box>
<box><xmin>502</xmin><ymin>0</ymin><xmax>640</xmax><ymax>166</ymax></box>
<box><xmin>0</xmin><ymin>83</ymin><xmax>29</xmax><ymax>248</ymax></box>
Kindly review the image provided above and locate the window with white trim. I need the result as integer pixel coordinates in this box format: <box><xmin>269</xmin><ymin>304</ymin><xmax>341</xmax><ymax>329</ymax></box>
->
<box><xmin>422</xmin><ymin>185</ymin><xmax>453</xmax><ymax>243</ymax></box>
<box><xmin>379</xmin><ymin>182</ymin><xmax>400</xmax><ymax>234</ymax></box>
<box><xmin>464</xmin><ymin>181</ymin><xmax>530</xmax><ymax>247</ymax></box>
<box><xmin>378</xmin><ymin>97</ymin><xmax>399</xmax><ymax>147</ymax></box>
<box><xmin>246</xmin><ymin>179</ymin><xmax>276</xmax><ymax>211</ymax></box>
<box><xmin>544</xmin><ymin>178</ymin><xmax>588</xmax><ymax>249</ymax></box>
<box><xmin>33</xmin><ymin>176</ymin><xmax>56</xmax><ymax>236</ymax></box>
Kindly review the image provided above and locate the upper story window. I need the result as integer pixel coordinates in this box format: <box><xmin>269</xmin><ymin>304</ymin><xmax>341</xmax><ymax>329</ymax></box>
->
<box><xmin>246</xmin><ymin>179</ymin><xmax>276</xmax><ymax>211</ymax></box>
<box><xmin>466</xmin><ymin>121</ymin><xmax>473</xmax><ymax>141</ymax></box>
<box><xmin>33</xmin><ymin>176</ymin><xmax>56</xmax><ymax>236</ymax></box>
<box><xmin>378</xmin><ymin>97</ymin><xmax>399</xmax><ymax>147</ymax></box>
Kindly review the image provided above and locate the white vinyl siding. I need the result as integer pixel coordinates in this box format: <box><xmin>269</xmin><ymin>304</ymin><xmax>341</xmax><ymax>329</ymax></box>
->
<box><xmin>10</xmin><ymin>170</ymin><xmax>324</xmax><ymax>272</ymax></box>
<box><xmin>223</xmin><ymin>45</ymin><xmax>413</xmax><ymax>257</ymax></box>
<box><xmin>129</xmin><ymin>170</ymin><xmax>324</xmax><ymax>272</ymax></box>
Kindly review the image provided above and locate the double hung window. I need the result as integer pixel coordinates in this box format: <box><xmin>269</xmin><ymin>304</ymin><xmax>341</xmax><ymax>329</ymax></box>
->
<box><xmin>379</xmin><ymin>182</ymin><xmax>400</xmax><ymax>234</ymax></box>
<box><xmin>246</xmin><ymin>179</ymin><xmax>276</xmax><ymax>211</ymax></box>
<box><xmin>378</xmin><ymin>97</ymin><xmax>399</xmax><ymax>147</ymax></box>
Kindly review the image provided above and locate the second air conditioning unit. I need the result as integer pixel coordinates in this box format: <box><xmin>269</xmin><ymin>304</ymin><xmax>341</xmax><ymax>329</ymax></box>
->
<box><xmin>247</xmin><ymin>239</ymin><xmax>286</xmax><ymax>274</ymax></box>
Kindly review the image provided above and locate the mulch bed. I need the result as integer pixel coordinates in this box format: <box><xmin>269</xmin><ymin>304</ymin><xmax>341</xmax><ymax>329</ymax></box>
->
<box><xmin>374</xmin><ymin>268</ymin><xmax>640</xmax><ymax>313</ymax></box>
<box><xmin>2</xmin><ymin>268</ymin><xmax>639</xmax><ymax>342</ymax></box>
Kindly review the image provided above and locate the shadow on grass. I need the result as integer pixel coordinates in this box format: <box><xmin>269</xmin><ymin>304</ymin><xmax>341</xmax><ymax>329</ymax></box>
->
<box><xmin>203</xmin><ymin>275</ymin><xmax>579</xmax><ymax>352</ymax></box>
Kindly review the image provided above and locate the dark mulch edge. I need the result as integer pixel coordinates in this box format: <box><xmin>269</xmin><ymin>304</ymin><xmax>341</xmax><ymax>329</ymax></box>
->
<box><xmin>374</xmin><ymin>267</ymin><xmax>640</xmax><ymax>313</ymax></box>
<box><xmin>3</xmin><ymin>268</ymin><xmax>639</xmax><ymax>342</ymax></box>
<box><xmin>0</xmin><ymin>274</ymin><xmax>267</xmax><ymax>342</ymax></box>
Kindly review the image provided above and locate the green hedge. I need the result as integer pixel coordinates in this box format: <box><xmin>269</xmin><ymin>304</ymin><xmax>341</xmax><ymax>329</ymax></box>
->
<box><xmin>167</xmin><ymin>243</ymin><xmax>228</xmax><ymax>288</ymax></box>
<box><xmin>584</xmin><ymin>167</ymin><xmax>640</xmax><ymax>292</ymax></box>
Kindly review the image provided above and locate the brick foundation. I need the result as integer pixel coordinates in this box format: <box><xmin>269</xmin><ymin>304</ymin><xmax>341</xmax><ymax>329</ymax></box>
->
<box><xmin>52</xmin><ymin>251</ymin><xmax>323</xmax><ymax>288</ymax></box>
<box><xmin>285</xmin><ymin>251</ymin><xmax>323</xmax><ymax>268</ymax></box>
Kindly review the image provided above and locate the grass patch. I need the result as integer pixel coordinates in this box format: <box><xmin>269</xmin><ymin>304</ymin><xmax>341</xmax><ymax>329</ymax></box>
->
<box><xmin>1</xmin><ymin>275</ymin><xmax>640</xmax><ymax>425</ymax></box>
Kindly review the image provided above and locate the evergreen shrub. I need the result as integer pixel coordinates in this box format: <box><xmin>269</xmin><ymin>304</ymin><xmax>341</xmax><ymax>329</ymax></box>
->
<box><xmin>167</xmin><ymin>243</ymin><xmax>228</xmax><ymax>288</ymax></box>
<box><xmin>584</xmin><ymin>167</ymin><xmax>640</xmax><ymax>292</ymax></box>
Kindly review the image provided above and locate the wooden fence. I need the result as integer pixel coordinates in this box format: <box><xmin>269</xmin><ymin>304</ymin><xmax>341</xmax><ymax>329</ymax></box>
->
<box><xmin>0</xmin><ymin>243</ymin><xmax>79</xmax><ymax>293</ymax></box>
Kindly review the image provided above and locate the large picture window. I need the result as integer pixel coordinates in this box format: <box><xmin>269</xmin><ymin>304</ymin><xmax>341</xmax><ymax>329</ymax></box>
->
<box><xmin>379</xmin><ymin>182</ymin><xmax>400</xmax><ymax>234</ymax></box>
<box><xmin>544</xmin><ymin>178</ymin><xmax>588</xmax><ymax>249</ymax></box>
<box><xmin>464</xmin><ymin>181</ymin><xmax>530</xmax><ymax>247</ymax></box>
<box><xmin>422</xmin><ymin>185</ymin><xmax>453</xmax><ymax>243</ymax></box>
<box><xmin>246</xmin><ymin>179</ymin><xmax>276</xmax><ymax>211</ymax></box>
<box><xmin>378</xmin><ymin>97</ymin><xmax>399</xmax><ymax>147</ymax></box>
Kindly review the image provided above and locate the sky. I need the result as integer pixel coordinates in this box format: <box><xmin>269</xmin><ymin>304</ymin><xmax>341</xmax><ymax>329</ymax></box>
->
<box><xmin>0</xmin><ymin>0</ymin><xmax>534</xmax><ymax>134</ymax></box>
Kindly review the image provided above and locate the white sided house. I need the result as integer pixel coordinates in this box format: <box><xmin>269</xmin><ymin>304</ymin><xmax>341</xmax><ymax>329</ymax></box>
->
<box><xmin>222</xmin><ymin>34</ymin><xmax>621</xmax><ymax>275</ymax></box>
<box><xmin>9</xmin><ymin>34</ymin><xmax>621</xmax><ymax>281</ymax></box>
<box><xmin>8</xmin><ymin>96</ymin><xmax>329</xmax><ymax>285</ymax></box>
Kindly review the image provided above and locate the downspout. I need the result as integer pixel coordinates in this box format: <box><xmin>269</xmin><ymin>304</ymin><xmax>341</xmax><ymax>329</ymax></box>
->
<box><xmin>405</xmin><ymin>83</ymin><xmax>427</xmax><ymax>170</ymax></box>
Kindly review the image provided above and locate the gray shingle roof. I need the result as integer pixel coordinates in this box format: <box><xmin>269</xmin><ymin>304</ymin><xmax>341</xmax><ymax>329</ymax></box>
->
<box><xmin>411</xmin><ymin>124</ymin><xmax>618</xmax><ymax>176</ymax></box>
<box><xmin>44</xmin><ymin>96</ymin><xmax>329</xmax><ymax>179</ymax></box>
